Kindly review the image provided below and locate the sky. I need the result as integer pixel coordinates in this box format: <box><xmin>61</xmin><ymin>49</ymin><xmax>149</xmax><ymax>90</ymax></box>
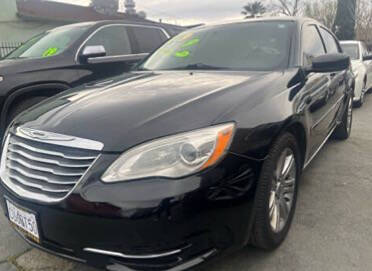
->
<box><xmin>47</xmin><ymin>0</ymin><xmax>251</xmax><ymax>25</ymax></box>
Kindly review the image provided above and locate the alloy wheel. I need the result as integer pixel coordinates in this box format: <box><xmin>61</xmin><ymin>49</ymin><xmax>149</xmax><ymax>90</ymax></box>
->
<box><xmin>269</xmin><ymin>148</ymin><xmax>296</xmax><ymax>233</ymax></box>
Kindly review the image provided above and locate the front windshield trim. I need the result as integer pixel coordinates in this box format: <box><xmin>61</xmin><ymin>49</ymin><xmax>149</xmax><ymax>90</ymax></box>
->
<box><xmin>138</xmin><ymin>21</ymin><xmax>294</xmax><ymax>72</ymax></box>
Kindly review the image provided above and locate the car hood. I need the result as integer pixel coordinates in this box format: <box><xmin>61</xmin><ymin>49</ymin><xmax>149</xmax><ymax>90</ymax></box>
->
<box><xmin>15</xmin><ymin>70</ymin><xmax>288</xmax><ymax>152</ymax></box>
<box><xmin>0</xmin><ymin>56</ymin><xmax>64</xmax><ymax>75</ymax></box>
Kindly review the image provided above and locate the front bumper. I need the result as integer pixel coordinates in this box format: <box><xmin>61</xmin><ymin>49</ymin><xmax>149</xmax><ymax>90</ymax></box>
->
<box><xmin>0</xmin><ymin>153</ymin><xmax>258</xmax><ymax>271</ymax></box>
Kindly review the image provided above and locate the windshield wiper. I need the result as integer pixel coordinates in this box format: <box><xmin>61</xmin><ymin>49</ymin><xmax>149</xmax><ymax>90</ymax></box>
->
<box><xmin>172</xmin><ymin>63</ymin><xmax>229</xmax><ymax>70</ymax></box>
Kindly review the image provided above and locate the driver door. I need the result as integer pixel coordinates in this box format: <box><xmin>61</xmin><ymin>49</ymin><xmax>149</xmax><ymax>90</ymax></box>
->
<box><xmin>301</xmin><ymin>24</ymin><xmax>331</xmax><ymax>157</ymax></box>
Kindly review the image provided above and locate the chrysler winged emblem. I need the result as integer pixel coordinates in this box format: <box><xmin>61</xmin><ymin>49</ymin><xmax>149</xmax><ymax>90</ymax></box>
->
<box><xmin>17</xmin><ymin>127</ymin><xmax>75</xmax><ymax>142</ymax></box>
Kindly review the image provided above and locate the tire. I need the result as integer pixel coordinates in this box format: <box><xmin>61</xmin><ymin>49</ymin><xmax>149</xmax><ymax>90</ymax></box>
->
<box><xmin>6</xmin><ymin>96</ymin><xmax>48</xmax><ymax>127</ymax></box>
<box><xmin>251</xmin><ymin>132</ymin><xmax>301</xmax><ymax>250</ymax></box>
<box><xmin>333</xmin><ymin>97</ymin><xmax>353</xmax><ymax>140</ymax></box>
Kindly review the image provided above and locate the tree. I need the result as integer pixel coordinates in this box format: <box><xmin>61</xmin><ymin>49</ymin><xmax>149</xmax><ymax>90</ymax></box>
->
<box><xmin>355</xmin><ymin>0</ymin><xmax>372</xmax><ymax>42</ymax></box>
<box><xmin>272</xmin><ymin>0</ymin><xmax>302</xmax><ymax>16</ymax></box>
<box><xmin>91</xmin><ymin>0</ymin><xmax>119</xmax><ymax>15</ymax></box>
<box><xmin>242</xmin><ymin>1</ymin><xmax>267</xmax><ymax>18</ymax></box>
<box><xmin>333</xmin><ymin>0</ymin><xmax>357</xmax><ymax>40</ymax></box>
<box><xmin>304</xmin><ymin>0</ymin><xmax>337</xmax><ymax>29</ymax></box>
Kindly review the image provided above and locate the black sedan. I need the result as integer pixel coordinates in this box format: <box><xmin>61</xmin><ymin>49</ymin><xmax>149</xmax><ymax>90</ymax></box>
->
<box><xmin>0</xmin><ymin>18</ymin><xmax>354</xmax><ymax>271</ymax></box>
<box><xmin>0</xmin><ymin>20</ymin><xmax>180</xmax><ymax>138</ymax></box>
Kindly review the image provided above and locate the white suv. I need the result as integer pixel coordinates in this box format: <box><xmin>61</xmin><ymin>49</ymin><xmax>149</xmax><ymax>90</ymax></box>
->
<box><xmin>341</xmin><ymin>40</ymin><xmax>372</xmax><ymax>107</ymax></box>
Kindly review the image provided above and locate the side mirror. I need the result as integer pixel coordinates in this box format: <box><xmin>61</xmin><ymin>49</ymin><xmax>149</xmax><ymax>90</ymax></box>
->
<box><xmin>306</xmin><ymin>53</ymin><xmax>350</xmax><ymax>73</ymax></box>
<box><xmin>80</xmin><ymin>45</ymin><xmax>106</xmax><ymax>62</ymax></box>
<box><xmin>363</xmin><ymin>55</ymin><xmax>372</xmax><ymax>61</ymax></box>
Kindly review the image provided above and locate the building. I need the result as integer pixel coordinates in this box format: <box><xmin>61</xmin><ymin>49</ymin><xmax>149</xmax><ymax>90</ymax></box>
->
<box><xmin>0</xmin><ymin>0</ymin><xmax>184</xmax><ymax>57</ymax></box>
<box><xmin>0</xmin><ymin>0</ymin><xmax>66</xmax><ymax>56</ymax></box>
<box><xmin>124</xmin><ymin>0</ymin><xmax>136</xmax><ymax>15</ymax></box>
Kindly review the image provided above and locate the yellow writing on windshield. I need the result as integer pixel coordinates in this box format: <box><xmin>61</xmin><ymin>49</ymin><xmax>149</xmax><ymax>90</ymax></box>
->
<box><xmin>174</xmin><ymin>50</ymin><xmax>190</xmax><ymax>58</ymax></box>
<box><xmin>42</xmin><ymin>47</ymin><xmax>59</xmax><ymax>57</ymax></box>
<box><xmin>182</xmin><ymin>38</ymin><xmax>200</xmax><ymax>48</ymax></box>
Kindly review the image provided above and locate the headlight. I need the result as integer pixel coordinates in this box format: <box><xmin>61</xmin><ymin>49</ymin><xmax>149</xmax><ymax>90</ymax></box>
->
<box><xmin>102</xmin><ymin>123</ymin><xmax>235</xmax><ymax>183</ymax></box>
<box><xmin>0</xmin><ymin>76</ymin><xmax>3</xmax><ymax>82</ymax></box>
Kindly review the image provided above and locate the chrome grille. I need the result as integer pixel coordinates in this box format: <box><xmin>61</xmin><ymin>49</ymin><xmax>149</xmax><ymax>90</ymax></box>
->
<box><xmin>0</xmin><ymin>129</ymin><xmax>102</xmax><ymax>203</ymax></box>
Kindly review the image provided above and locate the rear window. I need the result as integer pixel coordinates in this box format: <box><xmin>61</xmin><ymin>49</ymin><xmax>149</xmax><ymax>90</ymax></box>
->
<box><xmin>129</xmin><ymin>26</ymin><xmax>168</xmax><ymax>54</ymax></box>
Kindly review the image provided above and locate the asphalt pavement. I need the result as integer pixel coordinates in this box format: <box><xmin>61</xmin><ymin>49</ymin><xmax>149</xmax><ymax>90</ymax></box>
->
<box><xmin>2</xmin><ymin>94</ymin><xmax>372</xmax><ymax>271</ymax></box>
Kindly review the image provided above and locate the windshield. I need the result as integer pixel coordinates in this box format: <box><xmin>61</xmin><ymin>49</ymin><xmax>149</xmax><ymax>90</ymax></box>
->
<box><xmin>341</xmin><ymin>44</ymin><xmax>360</xmax><ymax>60</ymax></box>
<box><xmin>5</xmin><ymin>25</ymin><xmax>91</xmax><ymax>59</ymax></box>
<box><xmin>139</xmin><ymin>21</ymin><xmax>294</xmax><ymax>71</ymax></box>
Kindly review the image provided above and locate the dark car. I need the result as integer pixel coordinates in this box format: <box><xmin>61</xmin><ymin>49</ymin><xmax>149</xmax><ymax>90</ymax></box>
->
<box><xmin>0</xmin><ymin>20</ymin><xmax>180</xmax><ymax>138</ymax></box>
<box><xmin>0</xmin><ymin>18</ymin><xmax>354</xmax><ymax>271</ymax></box>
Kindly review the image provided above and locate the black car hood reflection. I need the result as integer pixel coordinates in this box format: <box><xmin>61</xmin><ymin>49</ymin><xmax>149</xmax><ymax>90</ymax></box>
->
<box><xmin>15</xmin><ymin>70</ymin><xmax>288</xmax><ymax>152</ymax></box>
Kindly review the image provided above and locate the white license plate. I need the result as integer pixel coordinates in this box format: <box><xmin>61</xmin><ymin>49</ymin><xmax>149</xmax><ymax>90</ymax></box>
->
<box><xmin>6</xmin><ymin>200</ymin><xmax>40</xmax><ymax>243</ymax></box>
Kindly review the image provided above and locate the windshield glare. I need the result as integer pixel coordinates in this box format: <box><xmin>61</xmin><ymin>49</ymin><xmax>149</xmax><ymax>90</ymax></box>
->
<box><xmin>341</xmin><ymin>44</ymin><xmax>360</xmax><ymax>60</ymax></box>
<box><xmin>140</xmin><ymin>21</ymin><xmax>293</xmax><ymax>71</ymax></box>
<box><xmin>6</xmin><ymin>25</ymin><xmax>90</xmax><ymax>60</ymax></box>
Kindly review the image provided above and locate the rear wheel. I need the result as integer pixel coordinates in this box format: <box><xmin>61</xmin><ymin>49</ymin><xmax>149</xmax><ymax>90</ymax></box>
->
<box><xmin>333</xmin><ymin>97</ymin><xmax>353</xmax><ymax>140</ymax></box>
<box><xmin>251</xmin><ymin>133</ymin><xmax>300</xmax><ymax>250</ymax></box>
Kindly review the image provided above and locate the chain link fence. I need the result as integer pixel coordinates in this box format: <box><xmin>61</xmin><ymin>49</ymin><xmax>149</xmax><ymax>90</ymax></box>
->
<box><xmin>0</xmin><ymin>41</ymin><xmax>22</xmax><ymax>58</ymax></box>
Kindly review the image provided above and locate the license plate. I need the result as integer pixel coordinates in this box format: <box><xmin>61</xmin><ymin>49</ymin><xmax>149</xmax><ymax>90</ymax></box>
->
<box><xmin>6</xmin><ymin>200</ymin><xmax>40</xmax><ymax>244</ymax></box>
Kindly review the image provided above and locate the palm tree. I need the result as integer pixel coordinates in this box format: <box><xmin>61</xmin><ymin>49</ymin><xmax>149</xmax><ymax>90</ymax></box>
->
<box><xmin>242</xmin><ymin>1</ymin><xmax>267</xmax><ymax>19</ymax></box>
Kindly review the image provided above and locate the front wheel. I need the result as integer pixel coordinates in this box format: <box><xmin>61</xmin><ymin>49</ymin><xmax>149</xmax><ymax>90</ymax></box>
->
<box><xmin>250</xmin><ymin>133</ymin><xmax>300</xmax><ymax>250</ymax></box>
<box><xmin>333</xmin><ymin>97</ymin><xmax>353</xmax><ymax>140</ymax></box>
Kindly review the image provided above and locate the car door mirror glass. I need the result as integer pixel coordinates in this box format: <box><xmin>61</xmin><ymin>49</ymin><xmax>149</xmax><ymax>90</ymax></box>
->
<box><xmin>306</xmin><ymin>54</ymin><xmax>350</xmax><ymax>73</ymax></box>
<box><xmin>80</xmin><ymin>45</ymin><xmax>106</xmax><ymax>62</ymax></box>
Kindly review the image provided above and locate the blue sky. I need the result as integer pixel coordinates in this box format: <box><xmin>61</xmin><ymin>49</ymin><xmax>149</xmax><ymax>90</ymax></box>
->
<box><xmin>47</xmin><ymin>0</ymin><xmax>250</xmax><ymax>25</ymax></box>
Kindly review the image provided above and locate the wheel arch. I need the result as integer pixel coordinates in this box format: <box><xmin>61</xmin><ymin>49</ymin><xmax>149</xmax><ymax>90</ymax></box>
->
<box><xmin>1</xmin><ymin>82</ymin><xmax>71</xmax><ymax>134</ymax></box>
<box><xmin>271</xmin><ymin>117</ymin><xmax>307</xmax><ymax>169</ymax></box>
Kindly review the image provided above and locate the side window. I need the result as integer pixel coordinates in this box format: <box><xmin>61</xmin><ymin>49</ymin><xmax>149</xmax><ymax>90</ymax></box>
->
<box><xmin>84</xmin><ymin>25</ymin><xmax>132</xmax><ymax>56</ymax></box>
<box><xmin>129</xmin><ymin>26</ymin><xmax>168</xmax><ymax>54</ymax></box>
<box><xmin>302</xmin><ymin>25</ymin><xmax>326</xmax><ymax>65</ymax></box>
<box><xmin>319</xmin><ymin>28</ymin><xmax>340</xmax><ymax>54</ymax></box>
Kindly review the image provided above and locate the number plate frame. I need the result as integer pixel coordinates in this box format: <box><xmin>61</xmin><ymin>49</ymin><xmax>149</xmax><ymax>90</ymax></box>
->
<box><xmin>5</xmin><ymin>198</ymin><xmax>40</xmax><ymax>244</ymax></box>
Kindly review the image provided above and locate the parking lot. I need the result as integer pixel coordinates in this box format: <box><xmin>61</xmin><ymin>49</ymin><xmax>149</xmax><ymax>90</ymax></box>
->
<box><xmin>1</xmin><ymin>94</ymin><xmax>372</xmax><ymax>271</ymax></box>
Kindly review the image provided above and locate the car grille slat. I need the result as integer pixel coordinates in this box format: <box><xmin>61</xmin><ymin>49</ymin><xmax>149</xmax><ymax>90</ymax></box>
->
<box><xmin>8</xmin><ymin>145</ymin><xmax>94</xmax><ymax>168</ymax></box>
<box><xmin>7</xmin><ymin>161</ymin><xmax>77</xmax><ymax>185</ymax></box>
<box><xmin>8</xmin><ymin>171</ymin><xmax>72</xmax><ymax>193</ymax></box>
<box><xmin>1</xmin><ymin>133</ymin><xmax>100</xmax><ymax>202</ymax></box>
<box><xmin>9</xmin><ymin>138</ymin><xmax>97</xmax><ymax>160</ymax></box>
<box><xmin>8</xmin><ymin>153</ymin><xmax>87</xmax><ymax>176</ymax></box>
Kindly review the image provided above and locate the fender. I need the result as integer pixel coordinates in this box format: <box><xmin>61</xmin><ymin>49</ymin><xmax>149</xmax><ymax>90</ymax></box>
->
<box><xmin>0</xmin><ymin>82</ymin><xmax>71</xmax><ymax>135</ymax></box>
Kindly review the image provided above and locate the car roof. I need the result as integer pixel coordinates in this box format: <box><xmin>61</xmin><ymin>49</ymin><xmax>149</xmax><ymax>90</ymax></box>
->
<box><xmin>91</xmin><ymin>20</ymin><xmax>177</xmax><ymax>30</ymax></box>
<box><xmin>190</xmin><ymin>16</ymin><xmax>323</xmax><ymax>31</ymax></box>
<box><xmin>51</xmin><ymin>20</ymin><xmax>173</xmax><ymax>31</ymax></box>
